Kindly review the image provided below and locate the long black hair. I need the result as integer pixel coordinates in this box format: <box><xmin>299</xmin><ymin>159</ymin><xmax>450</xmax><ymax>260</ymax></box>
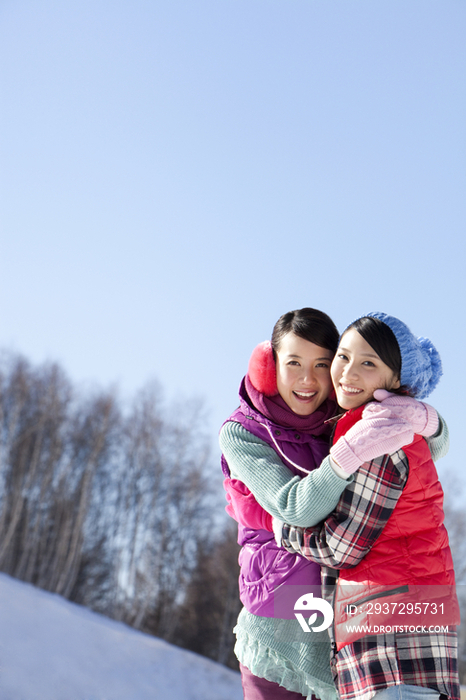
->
<box><xmin>271</xmin><ymin>308</ymin><xmax>339</xmax><ymax>357</ymax></box>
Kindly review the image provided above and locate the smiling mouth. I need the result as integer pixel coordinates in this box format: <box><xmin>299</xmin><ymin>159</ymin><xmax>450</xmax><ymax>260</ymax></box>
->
<box><xmin>339</xmin><ymin>384</ymin><xmax>363</xmax><ymax>395</ymax></box>
<box><xmin>293</xmin><ymin>390</ymin><xmax>317</xmax><ymax>399</ymax></box>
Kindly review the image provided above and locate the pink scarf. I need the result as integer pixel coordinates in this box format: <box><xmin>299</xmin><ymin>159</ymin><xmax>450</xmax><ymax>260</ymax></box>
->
<box><xmin>244</xmin><ymin>375</ymin><xmax>337</xmax><ymax>436</ymax></box>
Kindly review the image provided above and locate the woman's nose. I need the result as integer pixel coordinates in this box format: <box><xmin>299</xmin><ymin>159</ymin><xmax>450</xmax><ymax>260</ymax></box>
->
<box><xmin>301</xmin><ymin>368</ymin><xmax>315</xmax><ymax>384</ymax></box>
<box><xmin>342</xmin><ymin>361</ymin><xmax>357</xmax><ymax>378</ymax></box>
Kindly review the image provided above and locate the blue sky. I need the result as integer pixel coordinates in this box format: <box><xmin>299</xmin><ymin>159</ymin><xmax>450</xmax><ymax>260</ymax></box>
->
<box><xmin>1</xmin><ymin>0</ymin><xmax>465</xmax><ymax>489</ymax></box>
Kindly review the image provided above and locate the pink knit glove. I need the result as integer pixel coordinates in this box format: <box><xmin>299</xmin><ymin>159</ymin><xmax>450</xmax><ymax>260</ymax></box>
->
<box><xmin>223</xmin><ymin>478</ymin><xmax>273</xmax><ymax>531</ymax></box>
<box><xmin>330</xmin><ymin>416</ymin><xmax>414</xmax><ymax>474</ymax></box>
<box><xmin>363</xmin><ymin>389</ymin><xmax>439</xmax><ymax>437</ymax></box>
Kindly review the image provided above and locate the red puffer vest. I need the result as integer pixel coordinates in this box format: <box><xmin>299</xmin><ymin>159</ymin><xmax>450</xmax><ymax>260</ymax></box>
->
<box><xmin>332</xmin><ymin>406</ymin><xmax>460</xmax><ymax>650</ymax></box>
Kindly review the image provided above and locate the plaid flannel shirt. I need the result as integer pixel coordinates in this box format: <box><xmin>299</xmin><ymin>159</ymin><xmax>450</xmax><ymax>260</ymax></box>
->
<box><xmin>281</xmin><ymin>449</ymin><xmax>460</xmax><ymax>700</ymax></box>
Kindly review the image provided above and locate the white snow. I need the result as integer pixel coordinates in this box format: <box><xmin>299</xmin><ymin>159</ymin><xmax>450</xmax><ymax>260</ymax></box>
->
<box><xmin>0</xmin><ymin>572</ymin><xmax>242</xmax><ymax>700</ymax></box>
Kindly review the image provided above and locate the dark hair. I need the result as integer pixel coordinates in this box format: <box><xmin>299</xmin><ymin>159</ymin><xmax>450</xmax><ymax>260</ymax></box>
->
<box><xmin>271</xmin><ymin>308</ymin><xmax>339</xmax><ymax>356</ymax></box>
<box><xmin>343</xmin><ymin>316</ymin><xmax>408</xmax><ymax>394</ymax></box>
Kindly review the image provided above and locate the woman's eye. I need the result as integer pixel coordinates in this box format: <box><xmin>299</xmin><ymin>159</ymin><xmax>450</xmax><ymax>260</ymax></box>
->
<box><xmin>362</xmin><ymin>361</ymin><xmax>375</xmax><ymax>367</ymax></box>
<box><xmin>287</xmin><ymin>360</ymin><xmax>300</xmax><ymax>366</ymax></box>
<box><xmin>316</xmin><ymin>363</ymin><xmax>330</xmax><ymax>369</ymax></box>
<box><xmin>337</xmin><ymin>353</ymin><xmax>348</xmax><ymax>361</ymax></box>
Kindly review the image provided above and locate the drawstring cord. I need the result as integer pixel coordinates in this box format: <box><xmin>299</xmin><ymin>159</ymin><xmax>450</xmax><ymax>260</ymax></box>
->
<box><xmin>261</xmin><ymin>422</ymin><xmax>314</xmax><ymax>475</ymax></box>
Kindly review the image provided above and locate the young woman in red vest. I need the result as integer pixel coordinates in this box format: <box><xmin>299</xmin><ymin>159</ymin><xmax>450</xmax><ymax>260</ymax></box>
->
<box><xmin>230</xmin><ymin>313</ymin><xmax>459</xmax><ymax>700</ymax></box>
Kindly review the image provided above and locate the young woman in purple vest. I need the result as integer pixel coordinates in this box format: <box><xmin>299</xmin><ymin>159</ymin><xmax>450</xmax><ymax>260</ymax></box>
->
<box><xmin>220</xmin><ymin>309</ymin><xmax>446</xmax><ymax>700</ymax></box>
<box><xmin>225</xmin><ymin>312</ymin><xmax>458</xmax><ymax>700</ymax></box>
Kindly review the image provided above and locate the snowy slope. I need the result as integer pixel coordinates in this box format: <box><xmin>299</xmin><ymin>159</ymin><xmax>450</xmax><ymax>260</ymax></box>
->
<box><xmin>0</xmin><ymin>573</ymin><xmax>242</xmax><ymax>700</ymax></box>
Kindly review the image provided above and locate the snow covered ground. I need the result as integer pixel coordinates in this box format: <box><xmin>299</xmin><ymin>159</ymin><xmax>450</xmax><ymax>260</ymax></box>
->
<box><xmin>0</xmin><ymin>572</ymin><xmax>242</xmax><ymax>700</ymax></box>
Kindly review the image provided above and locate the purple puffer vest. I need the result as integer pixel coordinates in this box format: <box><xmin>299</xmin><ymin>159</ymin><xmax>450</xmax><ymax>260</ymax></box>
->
<box><xmin>221</xmin><ymin>378</ymin><xmax>330</xmax><ymax>619</ymax></box>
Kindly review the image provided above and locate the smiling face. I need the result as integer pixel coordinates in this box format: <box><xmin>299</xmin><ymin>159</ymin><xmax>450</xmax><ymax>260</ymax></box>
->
<box><xmin>331</xmin><ymin>328</ymin><xmax>401</xmax><ymax>411</ymax></box>
<box><xmin>275</xmin><ymin>332</ymin><xmax>334</xmax><ymax>415</ymax></box>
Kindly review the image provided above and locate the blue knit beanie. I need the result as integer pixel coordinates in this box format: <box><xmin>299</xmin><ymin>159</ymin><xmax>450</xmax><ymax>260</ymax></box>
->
<box><xmin>352</xmin><ymin>312</ymin><xmax>443</xmax><ymax>399</ymax></box>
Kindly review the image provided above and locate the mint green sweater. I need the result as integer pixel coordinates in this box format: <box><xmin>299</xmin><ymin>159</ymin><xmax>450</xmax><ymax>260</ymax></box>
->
<box><xmin>220</xmin><ymin>421</ymin><xmax>349</xmax><ymax>700</ymax></box>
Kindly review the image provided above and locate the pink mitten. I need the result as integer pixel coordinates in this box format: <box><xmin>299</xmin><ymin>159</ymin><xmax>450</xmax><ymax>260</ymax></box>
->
<box><xmin>224</xmin><ymin>478</ymin><xmax>273</xmax><ymax>531</ymax></box>
<box><xmin>363</xmin><ymin>389</ymin><xmax>439</xmax><ymax>437</ymax></box>
<box><xmin>330</xmin><ymin>416</ymin><xmax>414</xmax><ymax>474</ymax></box>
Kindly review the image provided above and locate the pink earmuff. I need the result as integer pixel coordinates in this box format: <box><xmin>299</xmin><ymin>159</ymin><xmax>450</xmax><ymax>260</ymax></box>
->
<box><xmin>247</xmin><ymin>341</ymin><xmax>278</xmax><ymax>396</ymax></box>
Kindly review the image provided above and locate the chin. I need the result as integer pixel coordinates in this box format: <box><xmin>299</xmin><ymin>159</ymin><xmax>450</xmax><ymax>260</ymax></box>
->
<box><xmin>294</xmin><ymin>406</ymin><xmax>315</xmax><ymax>416</ymax></box>
<box><xmin>337</xmin><ymin>397</ymin><xmax>357</xmax><ymax>411</ymax></box>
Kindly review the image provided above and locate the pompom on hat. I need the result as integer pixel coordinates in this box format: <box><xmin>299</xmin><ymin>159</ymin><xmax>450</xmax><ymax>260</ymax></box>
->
<box><xmin>354</xmin><ymin>312</ymin><xmax>442</xmax><ymax>400</ymax></box>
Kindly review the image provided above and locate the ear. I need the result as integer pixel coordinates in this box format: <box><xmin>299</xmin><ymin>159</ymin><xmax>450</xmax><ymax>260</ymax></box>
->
<box><xmin>391</xmin><ymin>375</ymin><xmax>401</xmax><ymax>390</ymax></box>
<box><xmin>247</xmin><ymin>341</ymin><xmax>278</xmax><ymax>396</ymax></box>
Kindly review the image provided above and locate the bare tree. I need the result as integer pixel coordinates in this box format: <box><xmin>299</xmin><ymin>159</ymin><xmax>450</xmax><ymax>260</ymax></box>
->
<box><xmin>0</xmin><ymin>351</ymin><xmax>239</xmax><ymax>668</ymax></box>
<box><xmin>0</xmin><ymin>353</ymin><xmax>119</xmax><ymax>598</ymax></box>
<box><xmin>168</xmin><ymin>519</ymin><xmax>242</xmax><ymax>670</ymax></box>
<box><xmin>439</xmin><ymin>467</ymin><xmax>466</xmax><ymax>684</ymax></box>
<box><xmin>107</xmin><ymin>387</ymin><xmax>213</xmax><ymax>636</ymax></box>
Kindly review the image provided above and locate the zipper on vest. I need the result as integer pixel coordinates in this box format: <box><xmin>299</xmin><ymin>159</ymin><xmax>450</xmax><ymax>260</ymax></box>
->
<box><xmin>344</xmin><ymin>584</ymin><xmax>409</xmax><ymax>612</ymax></box>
